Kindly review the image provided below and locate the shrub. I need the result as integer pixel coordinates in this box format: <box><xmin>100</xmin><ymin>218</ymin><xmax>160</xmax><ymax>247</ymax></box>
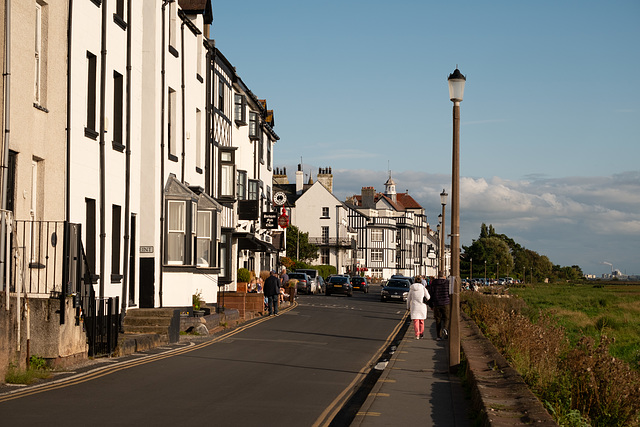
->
<box><xmin>237</xmin><ymin>268</ymin><xmax>251</xmax><ymax>283</ymax></box>
<box><xmin>461</xmin><ymin>290</ymin><xmax>640</xmax><ymax>426</ymax></box>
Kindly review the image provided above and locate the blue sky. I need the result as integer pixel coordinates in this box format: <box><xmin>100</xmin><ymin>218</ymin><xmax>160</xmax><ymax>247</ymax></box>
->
<box><xmin>210</xmin><ymin>1</ymin><xmax>640</xmax><ymax>276</ymax></box>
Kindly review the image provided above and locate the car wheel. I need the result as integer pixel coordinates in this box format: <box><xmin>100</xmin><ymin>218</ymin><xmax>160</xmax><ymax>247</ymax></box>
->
<box><xmin>364</xmin><ymin>287</ymin><xmax>368</xmax><ymax>294</ymax></box>
<box><xmin>381</xmin><ymin>297</ymin><xmax>386</xmax><ymax>302</ymax></box>
<box><xmin>326</xmin><ymin>291</ymin><xmax>330</xmax><ymax>296</ymax></box>
<box><xmin>348</xmin><ymin>292</ymin><xmax>353</xmax><ymax>297</ymax></box>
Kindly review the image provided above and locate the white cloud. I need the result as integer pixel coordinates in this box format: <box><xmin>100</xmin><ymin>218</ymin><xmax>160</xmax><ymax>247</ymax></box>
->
<box><xmin>326</xmin><ymin>169</ymin><xmax>640</xmax><ymax>275</ymax></box>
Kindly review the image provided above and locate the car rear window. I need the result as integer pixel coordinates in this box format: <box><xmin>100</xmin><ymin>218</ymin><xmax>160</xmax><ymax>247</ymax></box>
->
<box><xmin>289</xmin><ymin>273</ymin><xmax>307</xmax><ymax>280</ymax></box>
<box><xmin>296</xmin><ymin>270</ymin><xmax>317</xmax><ymax>278</ymax></box>
<box><xmin>351</xmin><ymin>277</ymin><xmax>365</xmax><ymax>284</ymax></box>
<box><xmin>329</xmin><ymin>276</ymin><xmax>348</xmax><ymax>284</ymax></box>
<box><xmin>386</xmin><ymin>280</ymin><xmax>409</xmax><ymax>288</ymax></box>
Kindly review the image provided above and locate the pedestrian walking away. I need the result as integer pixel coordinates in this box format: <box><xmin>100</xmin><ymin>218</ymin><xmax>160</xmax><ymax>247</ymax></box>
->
<box><xmin>407</xmin><ymin>275</ymin><xmax>430</xmax><ymax>339</ymax></box>
<box><xmin>264</xmin><ymin>270</ymin><xmax>280</xmax><ymax>316</ymax></box>
<box><xmin>428</xmin><ymin>274</ymin><xmax>450</xmax><ymax>340</ymax></box>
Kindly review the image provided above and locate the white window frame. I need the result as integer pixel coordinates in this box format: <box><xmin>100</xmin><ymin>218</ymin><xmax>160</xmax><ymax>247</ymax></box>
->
<box><xmin>371</xmin><ymin>248</ymin><xmax>383</xmax><ymax>262</ymax></box>
<box><xmin>371</xmin><ymin>229</ymin><xmax>383</xmax><ymax>242</ymax></box>
<box><xmin>196</xmin><ymin>210</ymin><xmax>212</xmax><ymax>267</ymax></box>
<box><xmin>196</xmin><ymin>108</ymin><xmax>202</xmax><ymax>169</ymax></box>
<box><xmin>34</xmin><ymin>3</ymin><xmax>42</xmax><ymax>103</ymax></box>
<box><xmin>167</xmin><ymin>200</ymin><xmax>185</xmax><ymax>264</ymax></box>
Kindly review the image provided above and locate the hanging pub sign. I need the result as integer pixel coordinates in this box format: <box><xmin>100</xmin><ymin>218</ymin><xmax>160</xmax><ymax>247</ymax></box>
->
<box><xmin>278</xmin><ymin>207</ymin><xmax>289</xmax><ymax>229</ymax></box>
<box><xmin>262</xmin><ymin>212</ymin><xmax>278</xmax><ymax>229</ymax></box>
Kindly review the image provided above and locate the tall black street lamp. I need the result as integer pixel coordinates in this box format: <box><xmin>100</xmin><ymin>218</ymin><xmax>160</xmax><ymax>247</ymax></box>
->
<box><xmin>439</xmin><ymin>190</ymin><xmax>447</xmax><ymax>276</ymax></box>
<box><xmin>448</xmin><ymin>67</ymin><xmax>465</xmax><ymax>371</ymax></box>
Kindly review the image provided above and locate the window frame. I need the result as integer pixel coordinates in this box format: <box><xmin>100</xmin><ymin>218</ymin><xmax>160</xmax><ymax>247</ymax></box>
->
<box><xmin>321</xmin><ymin>226</ymin><xmax>329</xmax><ymax>244</ymax></box>
<box><xmin>321</xmin><ymin>207</ymin><xmax>330</xmax><ymax>218</ymax></box>
<box><xmin>371</xmin><ymin>229</ymin><xmax>383</xmax><ymax>242</ymax></box>
<box><xmin>248</xmin><ymin>179</ymin><xmax>259</xmax><ymax>201</ymax></box>
<box><xmin>111</xmin><ymin>204</ymin><xmax>122</xmax><ymax>281</ymax></box>
<box><xmin>267</xmin><ymin>140</ymin><xmax>272</xmax><ymax>170</ymax></box>
<box><xmin>34</xmin><ymin>3</ymin><xmax>42</xmax><ymax>104</ymax></box>
<box><xmin>168</xmin><ymin>87</ymin><xmax>177</xmax><ymax>160</ymax></box>
<box><xmin>234</xmin><ymin>94</ymin><xmax>246</xmax><ymax>126</ymax></box>
<box><xmin>195</xmin><ymin>108</ymin><xmax>202</xmax><ymax>171</ymax></box>
<box><xmin>195</xmin><ymin>210</ymin><xmax>213</xmax><ymax>267</ymax></box>
<box><xmin>166</xmin><ymin>200</ymin><xmax>186</xmax><ymax>265</ymax></box>
<box><xmin>249</xmin><ymin>111</ymin><xmax>259</xmax><ymax>140</ymax></box>
<box><xmin>112</xmin><ymin>70</ymin><xmax>124</xmax><ymax>149</ymax></box>
<box><xmin>218</xmin><ymin>79</ymin><xmax>225</xmax><ymax>112</ymax></box>
<box><xmin>321</xmin><ymin>248</ymin><xmax>329</xmax><ymax>265</ymax></box>
<box><xmin>219</xmin><ymin>148</ymin><xmax>236</xmax><ymax>199</ymax></box>
<box><xmin>237</xmin><ymin>170</ymin><xmax>247</xmax><ymax>200</ymax></box>
<box><xmin>85</xmin><ymin>51</ymin><xmax>98</xmax><ymax>139</ymax></box>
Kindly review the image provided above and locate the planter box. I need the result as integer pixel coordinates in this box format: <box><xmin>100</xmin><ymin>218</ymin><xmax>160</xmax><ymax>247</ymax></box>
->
<box><xmin>217</xmin><ymin>291</ymin><xmax>265</xmax><ymax>319</ymax></box>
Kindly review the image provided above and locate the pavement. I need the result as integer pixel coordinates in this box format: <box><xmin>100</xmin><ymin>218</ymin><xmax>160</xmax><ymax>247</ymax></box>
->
<box><xmin>352</xmin><ymin>315</ymin><xmax>473</xmax><ymax>427</ymax></box>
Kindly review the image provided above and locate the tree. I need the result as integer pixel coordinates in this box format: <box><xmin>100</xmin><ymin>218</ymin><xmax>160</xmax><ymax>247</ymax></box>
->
<box><xmin>462</xmin><ymin>223</ymin><xmax>580</xmax><ymax>283</ymax></box>
<box><xmin>463</xmin><ymin>236</ymin><xmax>513</xmax><ymax>278</ymax></box>
<box><xmin>285</xmin><ymin>225</ymin><xmax>319</xmax><ymax>263</ymax></box>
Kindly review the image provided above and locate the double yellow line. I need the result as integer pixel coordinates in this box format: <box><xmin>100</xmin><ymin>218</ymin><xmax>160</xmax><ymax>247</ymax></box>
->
<box><xmin>0</xmin><ymin>302</ymin><xmax>298</xmax><ymax>403</ymax></box>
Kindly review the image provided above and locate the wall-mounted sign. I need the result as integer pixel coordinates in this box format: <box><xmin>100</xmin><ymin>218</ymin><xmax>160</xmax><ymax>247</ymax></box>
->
<box><xmin>140</xmin><ymin>246</ymin><xmax>154</xmax><ymax>254</ymax></box>
<box><xmin>262</xmin><ymin>212</ymin><xmax>278</xmax><ymax>229</ymax></box>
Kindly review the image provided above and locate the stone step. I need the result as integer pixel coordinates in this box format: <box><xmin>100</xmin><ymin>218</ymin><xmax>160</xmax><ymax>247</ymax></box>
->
<box><xmin>123</xmin><ymin>316</ymin><xmax>173</xmax><ymax>327</ymax></box>
<box><xmin>122</xmin><ymin>325</ymin><xmax>172</xmax><ymax>335</ymax></box>
<box><xmin>124</xmin><ymin>308</ymin><xmax>180</xmax><ymax>318</ymax></box>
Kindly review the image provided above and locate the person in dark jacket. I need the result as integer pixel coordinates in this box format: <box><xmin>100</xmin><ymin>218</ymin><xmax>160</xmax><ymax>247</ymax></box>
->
<box><xmin>264</xmin><ymin>270</ymin><xmax>280</xmax><ymax>316</ymax></box>
<box><xmin>428</xmin><ymin>274</ymin><xmax>450</xmax><ymax>340</ymax></box>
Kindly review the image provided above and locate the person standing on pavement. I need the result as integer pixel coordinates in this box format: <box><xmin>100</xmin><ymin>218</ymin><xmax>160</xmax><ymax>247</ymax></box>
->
<box><xmin>428</xmin><ymin>274</ymin><xmax>450</xmax><ymax>340</ymax></box>
<box><xmin>279</xmin><ymin>267</ymin><xmax>289</xmax><ymax>288</ymax></box>
<box><xmin>407</xmin><ymin>276</ymin><xmax>430</xmax><ymax>339</ymax></box>
<box><xmin>264</xmin><ymin>270</ymin><xmax>280</xmax><ymax>316</ymax></box>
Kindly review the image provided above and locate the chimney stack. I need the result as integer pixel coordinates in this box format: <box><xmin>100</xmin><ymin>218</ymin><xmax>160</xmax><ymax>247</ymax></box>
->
<box><xmin>361</xmin><ymin>187</ymin><xmax>376</xmax><ymax>209</ymax></box>
<box><xmin>317</xmin><ymin>167</ymin><xmax>333</xmax><ymax>193</ymax></box>
<box><xmin>296</xmin><ymin>164</ymin><xmax>304</xmax><ymax>195</ymax></box>
<box><xmin>273</xmin><ymin>167</ymin><xmax>289</xmax><ymax>185</ymax></box>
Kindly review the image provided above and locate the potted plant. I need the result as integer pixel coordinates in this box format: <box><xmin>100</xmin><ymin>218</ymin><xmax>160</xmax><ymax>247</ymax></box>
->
<box><xmin>237</xmin><ymin>268</ymin><xmax>251</xmax><ymax>292</ymax></box>
<box><xmin>192</xmin><ymin>290</ymin><xmax>205</xmax><ymax>316</ymax></box>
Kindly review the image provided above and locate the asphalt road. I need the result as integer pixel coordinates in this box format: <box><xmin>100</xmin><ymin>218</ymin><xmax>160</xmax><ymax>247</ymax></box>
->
<box><xmin>0</xmin><ymin>285</ymin><xmax>409</xmax><ymax>427</ymax></box>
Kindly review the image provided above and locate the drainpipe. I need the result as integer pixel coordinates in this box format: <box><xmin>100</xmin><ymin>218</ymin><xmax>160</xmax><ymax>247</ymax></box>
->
<box><xmin>1</xmin><ymin>0</ymin><xmax>11</xmax><ymax>309</ymax></box>
<box><xmin>62</xmin><ymin>0</ymin><xmax>74</xmax><ymax>325</ymax></box>
<box><xmin>159</xmin><ymin>1</ymin><xmax>173</xmax><ymax>307</ymax></box>
<box><xmin>98</xmin><ymin>0</ymin><xmax>107</xmax><ymax>301</ymax></box>
<box><xmin>204</xmin><ymin>44</ymin><xmax>211</xmax><ymax>193</ymax></box>
<box><xmin>120</xmin><ymin>0</ymin><xmax>132</xmax><ymax>321</ymax></box>
<box><xmin>180</xmin><ymin>19</ymin><xmax>185</xmax><ymax>183</ymax></box>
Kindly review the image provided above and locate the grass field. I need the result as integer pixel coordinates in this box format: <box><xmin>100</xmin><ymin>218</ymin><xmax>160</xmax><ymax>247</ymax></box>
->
<box><xmin>509</xmin><ymin>283</ymin><xmax>640</xmax><ymax>368</ymax></box>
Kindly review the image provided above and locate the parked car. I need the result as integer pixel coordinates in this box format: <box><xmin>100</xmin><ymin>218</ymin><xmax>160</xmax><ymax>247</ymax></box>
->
<box><xmin>294</xmin><ymin>269</ymin><xmax>322</xmax><ymax>294</ymax></box>
<box><xmin>288</xmin><ymin>272</ymin><xmax>315</xmax><ymax>295</ymax></box>
<box><xmin>317</xmin><ymin>276</ymin><xmax>326</xmax><ymax>293</ymax></box>
<box><xmin>325</xmin><ymin>275</ymin><xmax>353</xmax><ymax>297</ymax></box>
<box><xmin>350</xmin><ymin>276</ymin><xmax>369</xmax><ymax>293</ymax></box>
<box><xmin>381</xmin><ymin>277</ymin><xmax>411</xmax><ymax>302</ymax></box>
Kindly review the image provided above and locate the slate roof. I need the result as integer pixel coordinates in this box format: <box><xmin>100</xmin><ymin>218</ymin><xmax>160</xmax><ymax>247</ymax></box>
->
<box><xmin>351</xmin><ymin>192</ymin><xmax>423</xmax><ymax>212</ymax></box>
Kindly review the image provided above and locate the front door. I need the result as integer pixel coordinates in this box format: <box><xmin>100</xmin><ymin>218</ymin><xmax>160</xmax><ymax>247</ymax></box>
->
<box><xmin>139</xmin><ymin>257</ymin><xmax>154</xmax><ymax>308</ymax></box>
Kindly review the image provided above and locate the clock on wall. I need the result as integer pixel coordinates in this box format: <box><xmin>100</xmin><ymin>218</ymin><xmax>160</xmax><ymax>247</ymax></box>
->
<box><xmin>273</xmin><ymin>191</ymin><xmax>287</xmax><ymax>206</ymax></box>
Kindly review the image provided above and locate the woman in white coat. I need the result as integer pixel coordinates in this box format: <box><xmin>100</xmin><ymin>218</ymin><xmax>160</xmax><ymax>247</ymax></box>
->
<box><xmin>407</xmin><ymin>276</ymin><xmax>430</xmax><ymax>339</ymax></box>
